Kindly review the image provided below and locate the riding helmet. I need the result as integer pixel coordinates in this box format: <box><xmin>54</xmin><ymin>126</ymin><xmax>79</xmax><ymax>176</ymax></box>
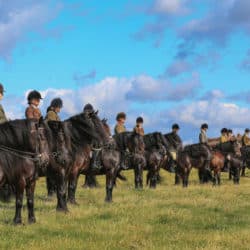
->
<box><xmin>221</xmin><ymin>128</ymin><xmax>228</xmax><ymax>134</ymax></box>
<box><xmin>201</xmin><ymin>123</ymin><xmax>208</xmax><ymax>129</ymax></box>
<box><xmin>50</xmin><ymin>98</ymin><xmax>63</xmax><ymax>108</ymax></box>
<box><xmin>136</xmin><ymin>116</ymin><xmax>144</xmax><ymax>123</ymax></box>
<box><xmin>83</xmin><ymin>103</ymin><xmax>94</xmax><ymax>113</ymax></box>
<box><xmin>116</xmin><ymin>112</ymin><xmax>126</xmax><ymax>121</ymax></box>
<box><xmin>245</xmin><ymin>128</ymin><xmax>250</xmax><ymax>133</ymax></box>
<box><xmin>27</xmin><ymin>90</ymin><xmax>42</xmax><ymax>103</ymax></box>
<box><xmin>0</xmin><ymin>83</ymin><xmax>5</xmax><ymax>94</ymax></box>
<box><xmin>172</xmin><ymin>123</ymin><xmax>180</xmax><ymax>130</ymax></box>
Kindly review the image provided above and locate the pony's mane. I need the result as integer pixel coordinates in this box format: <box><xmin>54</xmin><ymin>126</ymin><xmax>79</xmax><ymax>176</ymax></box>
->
<box><xmin>144</xmin><ymin>132</ymin><xmax>164</xmax><ymax>149</ymax></box>
<box><xmin>64</xmin><ymin>113</ymin><xmax>100</xmax><ymax>151</ymax></box>
<box><xmin>113</xmin><ymin>132</ymin><xmax>133</xmax><ymax>151</ymax></box>
<box><xmin>0</xmin><ymin>119</ymin><xmax>35</xmax><ymax>150</ymax></box>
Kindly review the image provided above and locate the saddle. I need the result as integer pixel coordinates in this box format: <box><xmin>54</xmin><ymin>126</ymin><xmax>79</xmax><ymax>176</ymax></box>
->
<box><xmin>184</xmin><ymin>143</ymin><xmax>209</xmax><ymax>158</ymax></box>
<box><xmin>214</xmin><ymin>141</ymin><xmax>234</xmax><ymax>154</ymax></box>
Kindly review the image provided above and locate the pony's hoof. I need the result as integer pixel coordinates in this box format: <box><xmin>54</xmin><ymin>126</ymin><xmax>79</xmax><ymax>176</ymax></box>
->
<box><xmin>105</xmin><ymin>198</ymin><xmax>112</xmax><ymax>203</ymax></box>
<box><xmin>56</xmin><ymin>207</ymin><xmax>69</xmax><ymax>213</ymax></box>
<box><xmin>13</xmin><ymin>218</ymin><xmax>22</xmax><ymax>225</ymax></box>
<box><xmin>28</xmin><ymin>217</ymin><xmax>36</xmax><ymax>224</ymax></box>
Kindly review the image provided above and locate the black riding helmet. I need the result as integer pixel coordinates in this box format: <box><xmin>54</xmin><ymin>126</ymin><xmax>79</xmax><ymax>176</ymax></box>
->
<box><xmin>27</xmin><ymin>90</ymin><xmax>42</xmax><ymax>104</ymax></box>
<box><xmin>116</xmin><ymin>112</ymin><xmax>126</xmax><ymax>121</ymax></box>
<box><xmin>245</xmin><ymin>128</ymin><xmax>250</xmax><ymax>133</ymax></box>
<box><xmin>201</xmin><ymin>123</ymin><xmax>208</xmax><ymax>129</ymax></box>
<box><xmin>221</xmin><ymin>128</ymin><xmax>228</xmax><ymax>134</ymax></box>
<box><xmin>172</xmin><ymin>123</ymin><xmax>180</xmax><ymax>130</ymax></box>
<box><xmin>83</xmin><ymin>103</ymin><xmax>94</xmax><ymax>113</ymax></box>
<box><xmin>50</xmin><ymin>98</ymin><xmax>63</xmax><ymax>108</ymax></box>
<box><xmin>136</xmin><ymin>116</ymin><xmax>143</xmax><ymax>123</ymax></box>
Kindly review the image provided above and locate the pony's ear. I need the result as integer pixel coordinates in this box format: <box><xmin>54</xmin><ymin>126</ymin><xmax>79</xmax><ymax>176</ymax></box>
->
<box><xmin>95</xmin><ymin>110</ymin><xmax>99</xmax><ymax>115</ymax></box>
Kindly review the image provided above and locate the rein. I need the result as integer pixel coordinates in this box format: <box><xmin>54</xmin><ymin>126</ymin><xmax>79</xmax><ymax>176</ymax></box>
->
<box><xmin>0</xmin><ymin>145</ymin><xmax>60</xmax><ymax>162</ymax></box>
<box><xmin>0</xmin><ymin>145</ymin><xmax>42</xmax><ymax>162</ymax></box>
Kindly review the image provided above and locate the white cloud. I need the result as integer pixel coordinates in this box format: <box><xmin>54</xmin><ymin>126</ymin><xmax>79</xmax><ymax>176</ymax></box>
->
<box><xmin>2</xmin><ymin>75</ymin><xmax>250</xmax><ymax>140</ymax></box>
<box><xmin>0</xmin><ymin>0</ymin><xmax>62</xmax><ymax>60</ymax></box>
<box><xmin>153</xmin><ymin>0</ymin><xmax>189</xmax><ymax>15</ymax></box>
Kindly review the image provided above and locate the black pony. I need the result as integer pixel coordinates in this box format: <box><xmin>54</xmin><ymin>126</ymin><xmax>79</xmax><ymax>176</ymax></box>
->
<box><xmin>0</xmin><ymin>119</ymin><xmax>50</xmax><ymax>224</ymax></box>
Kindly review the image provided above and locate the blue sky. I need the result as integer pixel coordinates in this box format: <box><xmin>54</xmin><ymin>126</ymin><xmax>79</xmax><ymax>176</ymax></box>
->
<box><xmin>1</xmin><ymin>0</ymin><xmax>250</xmax><ymax>142</ymax></box>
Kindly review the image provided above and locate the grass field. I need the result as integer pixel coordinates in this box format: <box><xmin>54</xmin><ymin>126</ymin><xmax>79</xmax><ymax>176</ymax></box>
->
<box><xmin>0</xmin><ymin>169</ymin><xmax>250</xmax><ymax>250</ymax></box>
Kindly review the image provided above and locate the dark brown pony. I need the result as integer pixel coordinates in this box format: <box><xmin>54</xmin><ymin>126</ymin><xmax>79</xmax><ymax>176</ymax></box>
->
<box><xmin>65</xmin><ymin>112</ymin><xmax>111</xmax><ymax>206</ymax></box>
<box><xmin>0</xmin><ymin>119</ymin><xmax>50</xmax><ymax>224</ymax></box>
<box><xmin>228</xmin><ymin>155</ymin><xmax>243</xmax><ymax>184</ymax></box>
<box><xmin>56</xmin><ymin>111</ymin><xmax>109</xmax><ymax>211</ymax></box>
<box><xmin>144</xmin><ymin>132</ymin><xmax>168</xmax><ymax>188</ymax></box>
<box><xmin>80</xmin><ymin>119</ymin><xmax>120</xmax><ymax>202</ymax></box>
<box><xmin>211</xmin><ymin>139</ymin><xmax>242</xmax><ymax>185</ymax></box>
<box><xmin>210</xmin><ymin>151</ymin><xmax>225</xmax><ymax>185</ymax></box>
<box><xmin>113</xmin><ymin>131</ymin><xmax>146</xmax><ymax>189</ymax></box>
<box><xmin>41</xmin><ymin>121</ymin><xmax>73</xmax><ymax>211</ymax></box>
<box><xmin>175</xmin><ymin>143</ymin><xmax>212</xmax><ymax>187</ymax></box>
<box><xmin>240</xmin><ymin>146</ymin><xmax>250</xmax><ymax>177</ymax></box>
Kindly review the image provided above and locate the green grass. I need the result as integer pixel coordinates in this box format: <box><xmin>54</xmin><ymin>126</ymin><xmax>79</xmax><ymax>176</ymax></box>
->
<box><xmin>0</xmin><ymin>169</ymin><xmax>250</xmax><ymax>250</ymax></box>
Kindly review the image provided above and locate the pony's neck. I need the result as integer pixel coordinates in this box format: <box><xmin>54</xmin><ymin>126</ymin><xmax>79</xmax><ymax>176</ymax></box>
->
<box><xmin>64</xmin><ymin>120</ymin><xmax>92</xmax><ymax>152</ymax></box>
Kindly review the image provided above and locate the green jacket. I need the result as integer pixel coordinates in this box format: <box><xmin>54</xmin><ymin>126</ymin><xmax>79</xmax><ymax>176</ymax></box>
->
<box><xmin>0</xmin><ymin>104</ymin><xmax>7</xmax><ymax>124</ymax></box>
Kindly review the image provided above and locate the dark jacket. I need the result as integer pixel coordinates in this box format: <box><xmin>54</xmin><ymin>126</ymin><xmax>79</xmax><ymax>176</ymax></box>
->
<box><xmin>166</xmin><ymin>132</ymin><xmax>182</xmax><ymax>150</ymax></box>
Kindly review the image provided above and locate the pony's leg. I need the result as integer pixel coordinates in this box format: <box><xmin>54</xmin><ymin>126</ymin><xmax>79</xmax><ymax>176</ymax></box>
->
<box><xmin>149</xmin><ymin>166</ymin><xmax>158</xmax><ymax>189</ymax></box>
<box><xmin>56</xmin><ymin>170</ymin><xmax>68</xmax><ymax>212</ymax></box>
<box><xmin>217</xmin><ymin>171</ymin><xmax>221</xmax><ymax>186</ymax></box>
<box><xmin>0</xmin><ymin>184</ymin><xmax>12</xmax><ymax>202</ymax></box>
<box><xmin>68</xmin><ymin>171</ymin><xmax>80</xmax><ymax>205</ymax></box>
<box><xmin>46</xmin><ymin>170</ymin><xmax>57</xmax><ymax>197</ymax></box>
<box><xmin>13</xmin><ymin>178</ymin><xmax>25</xmax><ymax>224</ymax></box>
<box><xmin>105</xmin><ymin>169</ymin><xmax>115</xmax><ymax>202</ymax></box>
<box><xmin>241</xmin><ymin>162</ymin><xmax>246</xmax><ymax>177</ymax></box>
<box><xmin>213</xmin><ymin>169</ymin><xmax>220</xmax><ymax>186</ymax></box>
<box><xmin>198</xmin><ymin>169</ymin><xmax>204</xmax><ymax>184</ymax></box>
<box><xmin>212</xmin><ymin>170</ymin><xmax>216</xmax><ymax>186</ymax></box>
<box><xmin>134</xmin><ymin>165</ymin><xmax>139</xmax><ymax>189</ymax></box>
<box><xmin>83</xmin><ymin>174</ymin><xmax>97</xmax><ymax>189</ymax></box>
<box><xmin>146</xmin><ymin>171</ymin><xmax>150</xmax><ymax>186</ymax></box>
<box><xmin>175</xmin><ymin>173</ymin><xmax>181</xmax><ymax>185</ymax></box>
<box><xmin>233</xmin><ymin>167</ymin><xmax>240</xmax><ymax>185</ymax></box>
<box><xmin>26</xmin><ymin>180</ymin><xmax>36</xmax><ymax>223</ymax></box>
<box><xmin>139</xmin><ymin>165</ymin><xmax>143</xmax><ymax>188</ymax></box>
<box><xmin>183</xmin><ymin>168</ymin><xmax>190</xmax><ymax>188</ymax></box>
<box><xmin>134</xmin><ymin>162</ymin><xmax>144</xmax><ymax>189</ymax></box>
<box><xmin>229</xmin><ymin>167</ymin><xmax>232</xmax><ymax>180</ymax></box>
